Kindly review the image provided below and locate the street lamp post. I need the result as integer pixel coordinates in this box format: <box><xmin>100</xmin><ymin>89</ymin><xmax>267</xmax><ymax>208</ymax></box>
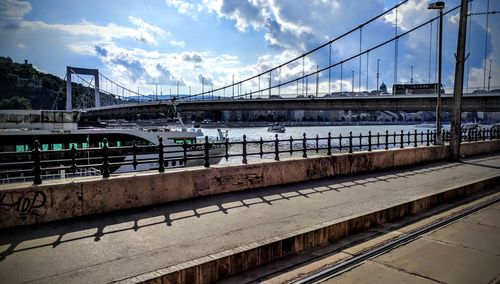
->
<box><xmin>428</xmin><ymin>1</ymin><xmax>445</xmax><ymax>145</ymax></box>
<box><xmin>410</xmin><ymin>66</ymin><xmax>414</xmax><ymax>84</ymax></box>
<box><xmin>376</xmin><ymin>59</ymin><xmax>380</xmax><ymax>90</ymax></box>
<box><xmin>351</xmin><ymin>71</ymin><xmax>355</xmax><ymax>93</ymax></box>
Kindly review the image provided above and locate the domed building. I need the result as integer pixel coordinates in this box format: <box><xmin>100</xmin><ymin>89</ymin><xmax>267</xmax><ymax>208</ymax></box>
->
<box><xmin>379</xmin><ymin>82</ymin><xmax>388</xmax><ymax>94</ymax></box>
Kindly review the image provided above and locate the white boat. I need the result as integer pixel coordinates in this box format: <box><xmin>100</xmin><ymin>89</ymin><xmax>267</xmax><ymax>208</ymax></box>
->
<box><xmin>267</xmin><ymin>123</ymin><xmax>286</xmax><ymax>133</ymax></box>
<box><xmin>0</xmin><ymin>109</ymin><xmax>224</xmax><ymax>179</ymax></box>
<box><xmin>461</xmin><ymin>123</ymin><xmax>482</xmax><ymax>131</ymax></box>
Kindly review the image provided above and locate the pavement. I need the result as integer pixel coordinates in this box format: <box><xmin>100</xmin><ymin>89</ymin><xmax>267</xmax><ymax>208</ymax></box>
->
<box><xmin>324</xmin><ymin>198</ymin><xmax>500</xmax><ymax>284</ymax></box>
<box><xmin>0</xmin><ymin>154</ymin><xmax>499</xmax><ymax>283</ymax></box>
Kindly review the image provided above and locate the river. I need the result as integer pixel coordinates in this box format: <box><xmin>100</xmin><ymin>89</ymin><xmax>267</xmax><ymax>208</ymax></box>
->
<box><xmin>199</xmin><ymin>124</ymin><xmax>448</xmax><ymax>165</ymax></box>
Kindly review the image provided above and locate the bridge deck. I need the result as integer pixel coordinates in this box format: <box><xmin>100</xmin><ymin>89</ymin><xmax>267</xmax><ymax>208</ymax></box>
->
<box><xmin>1</xmin><ymin>154</ymin><xmax>499</xmax><ymax>283</ymax></box>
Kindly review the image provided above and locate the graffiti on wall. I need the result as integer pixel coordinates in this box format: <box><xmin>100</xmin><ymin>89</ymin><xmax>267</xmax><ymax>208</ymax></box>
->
<box><xmin>0</xmin><ymin>191</ymin><xmax>47</xmax><ymax>219</ymax></box>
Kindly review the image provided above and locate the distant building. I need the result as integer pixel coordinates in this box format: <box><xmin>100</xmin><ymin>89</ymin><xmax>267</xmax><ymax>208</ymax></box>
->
<box><xmin>379</xmin><ymin>82</ymin><xmax>388</xmax><ymax>94</ymax></box>
<box><xmin>14</xmin><ymin>74</ymin><xmax>42</xmax><ymax>89</ymax></box>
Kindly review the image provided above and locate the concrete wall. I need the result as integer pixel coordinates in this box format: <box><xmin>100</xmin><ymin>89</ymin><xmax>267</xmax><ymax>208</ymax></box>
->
<box><xmin>1</xmin><ymin>140</ymin><xmax>499</xmax><ymax>229</ymax></box>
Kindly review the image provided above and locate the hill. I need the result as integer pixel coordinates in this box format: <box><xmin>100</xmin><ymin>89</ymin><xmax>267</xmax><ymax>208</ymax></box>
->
<box><xmin>0</xmin><ymin>57</ymin><xmax>114</xmax><ymax>110</ymax></box>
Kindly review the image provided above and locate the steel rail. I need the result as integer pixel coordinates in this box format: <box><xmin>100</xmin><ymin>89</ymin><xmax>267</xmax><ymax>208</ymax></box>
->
<box><xmin>294</xmin><ymin>195</ymin><xmax>500</xmax><ymax>284</ymax></box>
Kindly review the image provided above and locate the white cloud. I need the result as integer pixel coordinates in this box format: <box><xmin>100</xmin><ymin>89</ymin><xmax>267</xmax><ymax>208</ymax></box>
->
<box><xmin>16</xmin><ymin>42</ymin><xmax>25</xmax><ymax>49</ymax></box>
<box><xmin>449</xmin><ymin>12</ymin><xmax>460</xmax><ymax>25</ymax></box>
<box><xmin>169</xmin><ymin>39</ymin><xmax>186</xmax><ymax>47</ymax></box>
<box><xmin>128</xmin><ymin>16</ymin><xmax>167</xmax><ymax>45</ymax></box>
<box><xmin>0</xmin><ymin>0</ymin><xmax>31</xmax><ymax>26</ymax></box>
<box><xmin>19</xmin><ymin>17</ymin><xmax>166</xmax><ymax>45</ymax></box>
<box><xmin>166</xmin><ymin>0</ymin><xmax>199</xmax><ymax>18</ymax></box>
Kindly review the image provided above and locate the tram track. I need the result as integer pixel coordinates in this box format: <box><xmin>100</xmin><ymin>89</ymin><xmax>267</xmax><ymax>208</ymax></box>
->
<box><xmin>292</xmin><ymin>194</ymin><xmax>500</xmax><ymax>284</ymax></box>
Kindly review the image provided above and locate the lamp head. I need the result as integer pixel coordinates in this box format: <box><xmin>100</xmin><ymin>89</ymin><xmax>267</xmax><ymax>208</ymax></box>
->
<box><xmin>428</xmin><ymin>1</ymin><xmax>445</xmax><ymax>10</ymax></box>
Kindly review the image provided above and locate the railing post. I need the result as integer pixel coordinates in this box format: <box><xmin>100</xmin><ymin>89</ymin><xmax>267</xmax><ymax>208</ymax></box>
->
<box><xmin>70</xmin><ymin>144</ymin><xmax>77</xmax><ymax>173</ymax></box>
<box><xmin>183</xmin><ymin>140</ymin><xmax>188</xmax><ymax>166</ymax></box>
<box><xmin>385</xmin><ymin>130</ymin><xmax>389</xmax><ymax>150</ymax></box>
<box><xmin>339</xmin><ymin>133</ymin><xmax>343</xmax><ymax>152</ymax></box>
<box><xmin>400</xmin><ymin>130</ymin><xmax>404</xmax><ymax>149</ymax></box>
<box><xmin>433</xmin><ymin>130</ymin><xmax>437</xmax><ymax>144</ymax></box>
<box><xmin>274</xmin><ymin>134</ymin><xmax>280</xmax><ymax>161</ymax></box>
<box><xmin>32</xmin><ymin>140</ymin><xmax>42</xmax><ymax>185</ymax></box>
<box><xmin>368</xmin><ymin>131</ymin><xmax>372</xmax><ymax>151</ymax></box>
<box><xmin>225</xmin><ymin>138</ymin><xmax>229</xmax><ymax>161</ymax></box>
<box><xmin>102</xmin><ymin>138</ymin><xmax>110</xmax><ymax>178</ymax></box>
<box><xmin>204</xmin><ymin>136</ymin><xmax>210</xmax><ymax>167</ymax></box>
<box><xmin>302</xmin><ymin>133</ymin><xmax>307</xmax><ymax>158</ymax></box>
<box><xmin>315</xmin><ymin>135</ymin><xmax>319</xmax><ymax>153</ymax></box>
<box><xmin>259</xmin><ymin>137</ymin><xmax>264</xmax><ymax>158</ymax></box>
<box><xmin>414</xmin><ymin>130</ymin><xmax>418</xmax><ymax>147</ymax></box>
<box><xmin>359</xmin><ymin>133</ymin><xmax>362</xmax><ymax>150</ymax></box>
<box><xmin>327</xmin><ymin>132</ymin><xmax>332</xmax><ymax>155</ymax></box>
<box><xmin>393</xmin><ymin>131</ymin><xmax>397</xmax><ymax>147</ymax></box>
<box><xmin>376</xmin><ymin>132</ymin><xmax>380</xmax><ymax>149</ymax></box>
<box><xmin>289</xmin><ymin>136</ymin><xmax>293</xmax><ymax>156</ymax></box>
<box><xmin>242</xmin><ymin>135</ymin><xmax>248</xmax><ymax>164</ymax></box>
<box><xmin>407</xmin><ymin>131</ymin><xmax>411</xmax><ymax>146</ymax></box>
<box><xmin>132</xmin><ymin>140</ymin><xmax>138</xmax><ymax>170</ymax></box>
<box><xmin>158</xmin><ymin>137</ymin><xmax>165</xmax><ymax>172</ymax></box>
<box><xmin>420</xmin><ymin>131</ymin><xmax>424</xmax><ymax>145</ymax></box>
<box><xmin>348</xmin><ymin>131</ymin><xmax>353</xmax><ymax>153</ymax></box>
<box><xmin>474</xmin><ymin>129</ymin><xmax>478</xmax><ymax>141</ymax></box>
<box><xmin>482</xmin><ymin>128</ymin><xmax>486</xmax><ymax>141</ymax></box>
<box><xmin>426</xmin><ymin>130</ymin><xmax>430</xmax><ymax>146</ymax></box>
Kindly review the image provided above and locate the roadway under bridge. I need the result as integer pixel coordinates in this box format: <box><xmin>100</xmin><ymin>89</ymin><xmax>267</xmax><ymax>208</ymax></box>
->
<box><xmin>80</xmin><ymin>94</ymin><xmax>500</xmax><ymax>120</ymax></box>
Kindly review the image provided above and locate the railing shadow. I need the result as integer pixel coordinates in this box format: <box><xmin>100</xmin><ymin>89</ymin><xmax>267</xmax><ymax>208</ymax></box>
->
<box><xmin>0</xmin><ymin>154</ymin><xmax>479</xmax><ymax>261</ymax></box>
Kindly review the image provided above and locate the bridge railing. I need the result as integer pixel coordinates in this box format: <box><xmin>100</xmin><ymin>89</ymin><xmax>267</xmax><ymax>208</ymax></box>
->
<box><xmin>1</xmin><ymin>128</ymin><xmax>498</xmax><ymax>185</ymax></box>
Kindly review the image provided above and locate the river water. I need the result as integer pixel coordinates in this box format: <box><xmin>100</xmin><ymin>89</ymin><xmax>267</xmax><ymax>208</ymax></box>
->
<box><xmin>200</xmin><ymin>124</ymin><xmax>445</xmax><ymax>165</ymax></box>
<box><xmin>202</xmin><ymin>124</ymin><xmax>439</xmax><ymax>141</ymax></box>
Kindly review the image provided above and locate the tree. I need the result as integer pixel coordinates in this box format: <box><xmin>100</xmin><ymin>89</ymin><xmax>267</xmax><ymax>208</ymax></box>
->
<box><xmin>0</xmin><ymin>96</ymin><xmax>32</xmax><ymax>109</ymax></box>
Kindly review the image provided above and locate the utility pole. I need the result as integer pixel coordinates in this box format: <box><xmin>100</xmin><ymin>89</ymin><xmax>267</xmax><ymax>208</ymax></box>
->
<box><xmin>449</xmin><ymin>0</ymin><xmax>469</xmax><ymax>161</ymax></box>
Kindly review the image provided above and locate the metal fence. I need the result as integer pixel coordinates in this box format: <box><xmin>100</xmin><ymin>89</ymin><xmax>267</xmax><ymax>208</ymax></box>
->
<box><xmin>1</xmin><ymin>128</ymin><xmax>498</xmax><ymax>185</ymax></box>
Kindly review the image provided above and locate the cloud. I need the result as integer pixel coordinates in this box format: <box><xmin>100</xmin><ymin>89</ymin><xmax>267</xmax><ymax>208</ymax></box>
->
<box><xmin>169</xmin><ymin>39</ymin><xmax>186</xmax><ymax>48</ymax></box>
<box><xmin>95</xmin><ymin>45</ymin><xmax>108</xmax><ymax>57</ymax></box>
<box><xmin>166</xmin><ymin>0</ymin><xmax>200</xmax><ymax>18</ymax></box>
<box><xmin>16</xmin><ymin>42</ymin><xmax>26</xmax><ymax>49</ymax></box>
<box><xmin>128</xmin><ymin>16</ymin><xmax>167</xmax><ymax>45</ymax></box>
<box><xmin>197</xmin><ymin>73</ymin><xmax>213</xmax><ymax>85</ymax></box>
<box><xmin>0</xmin><ymin>0</ymin><xmax>31</xmax><ymax>28</ymax></box>
<box><xmin>181</xmin><ymin>51</ymin><xmax>203</xmax><ymax>62</ymax></box>
<box><xmin>19</xmin><ymin>17</ymin><xmax>166</xmax><ymax>45</ymax></box>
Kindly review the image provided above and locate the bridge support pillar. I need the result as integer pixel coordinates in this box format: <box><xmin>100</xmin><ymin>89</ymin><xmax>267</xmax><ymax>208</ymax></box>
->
<box><xmin>66</xmin><ymin>66</ymin><xmax>100</xmax><ymax>110</ymax></box>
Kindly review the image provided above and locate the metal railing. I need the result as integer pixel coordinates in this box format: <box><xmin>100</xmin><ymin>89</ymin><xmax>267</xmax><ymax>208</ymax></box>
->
<box><xmin>1</xmin><ymin>128</ymin><xmax>498</xmax><ymax>185</ymax></box>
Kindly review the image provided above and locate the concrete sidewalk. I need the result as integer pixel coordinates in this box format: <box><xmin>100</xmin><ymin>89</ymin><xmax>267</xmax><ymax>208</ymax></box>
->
<box><xmin>1</xmin><ymin>154</ymin><xmax>499</xmax><ymax>283</ymax></box>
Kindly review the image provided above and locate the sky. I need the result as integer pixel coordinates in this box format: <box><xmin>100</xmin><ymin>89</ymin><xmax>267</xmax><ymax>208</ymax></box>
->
<box><xmin>0</xmin><ymin>0</ymin><xmax>499</xmax><ymax>98</ymax></box>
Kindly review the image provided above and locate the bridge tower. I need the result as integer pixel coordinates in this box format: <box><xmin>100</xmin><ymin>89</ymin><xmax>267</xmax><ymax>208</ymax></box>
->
<box><xmin>66</xmin><ymin>66</ymin><xmax>100</xmax><ymax>110</ymax></box>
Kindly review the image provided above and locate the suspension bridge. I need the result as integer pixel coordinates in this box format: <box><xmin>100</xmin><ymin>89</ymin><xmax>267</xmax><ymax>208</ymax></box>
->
<box><xmin>64</xmin><ymin>0</ymin><xmax>499</xmax><ymax>118</ymax></box>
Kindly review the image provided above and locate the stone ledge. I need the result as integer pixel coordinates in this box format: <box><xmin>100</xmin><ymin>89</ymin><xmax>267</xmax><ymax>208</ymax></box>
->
<box><xmin>1</xmin><ymin>140</ymin><xmax>498</xmax><ymax>229</ymax></box>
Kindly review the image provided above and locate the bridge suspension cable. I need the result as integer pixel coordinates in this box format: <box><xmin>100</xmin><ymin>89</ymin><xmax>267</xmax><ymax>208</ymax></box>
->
<box><xmin>202</xmin><ymin>3</ymin><xmax>460</xmax><ymax>101</ymax></box>
<box><xmin>183</xmin><ymin>0</ymin><xmax>410</xmax><ymax>100</ymax></box>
